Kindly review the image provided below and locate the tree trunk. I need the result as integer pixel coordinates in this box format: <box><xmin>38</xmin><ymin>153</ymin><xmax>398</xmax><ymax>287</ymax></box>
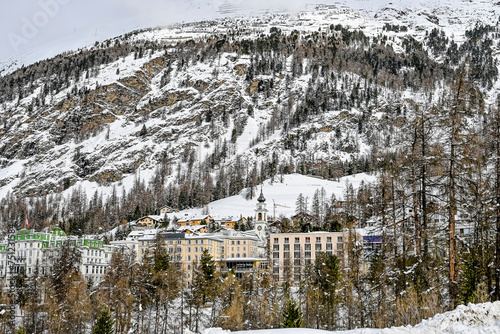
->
<box><xmin>494</xmin><ymin>104</ymin><xmax>500</xmax><ymax>300</ymax></box>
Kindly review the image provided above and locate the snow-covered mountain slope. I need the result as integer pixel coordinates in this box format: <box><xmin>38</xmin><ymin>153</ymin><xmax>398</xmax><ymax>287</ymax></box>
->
<box><xmin>164</xmin><ymin>173</ymin><xmax>376</xmax><ymax>220</ymax></box>
<box><xmin>204</xmin><ymin>301</ymin><xmax>500</xmax><ymax>334</ymax></box>
<box><xmin>0</xmin><ymin>0</ymin><xmax>499</xmax><ymax>209</ymax></box>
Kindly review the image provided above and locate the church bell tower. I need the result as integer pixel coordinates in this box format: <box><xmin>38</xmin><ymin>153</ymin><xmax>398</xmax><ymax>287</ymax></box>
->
<box><xmin>254</xmin><ymin>188</ymin><xmax>268</xmax><ymax>243</ymax></box>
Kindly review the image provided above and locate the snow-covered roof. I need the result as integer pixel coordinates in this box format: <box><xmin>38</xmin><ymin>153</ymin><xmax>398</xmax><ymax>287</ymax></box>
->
<box><xmin>177</xmin><ymin>225</ymin><xmax>207</xmax><ymax>232</ymax></box>
<box><xmin>138</xmin><ymin>215</ymin><xmax>163</xmax><ymax>221</ymax></box>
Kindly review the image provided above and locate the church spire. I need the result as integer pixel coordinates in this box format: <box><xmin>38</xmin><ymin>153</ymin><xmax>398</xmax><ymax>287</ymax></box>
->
<box><xmin>257</xmin><ymin>186</ymin><xmax>266</xmax><ymax>203</ymax></box>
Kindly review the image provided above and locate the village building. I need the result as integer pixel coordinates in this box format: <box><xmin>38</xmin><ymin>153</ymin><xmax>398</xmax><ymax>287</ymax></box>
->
<box><xmin>137</xmin><ymin>228</ymin><xmax>267</xmax><ymax>279</ymax></box>
<box><xmin>177</xmin><ymin>215</ymin><xmax>212</xmax><ymax>227</ymax></box>
<box><xmin>176</xmin><ymin>225</ymin><xmax>207</xmax><ymax>234</ymax></box>
<box><xmin>0</xmin><ymin>227</ymin><xmax>122</xmax><ymax>286</ymax></box>
<box><xmin>159</xmin><ymin>205</ymin><xmax>178</xmax><ymax>214</ymax></box>
<box><xmin>270</xmin><ymin>231</ymin><xmax>358</xmax><ymax>282</ymax></box>
<box><xmin>135</xmin><ymin>215</ymin><xmax>163</xmax><ymax>228</ymax></box>
<box><xmin>136</xmin><ymin>195</ymin><xmax>270</xmax><ymax>279</ymax></box>
<box><xmin>212</xmin><ymin>216</ymin><xmax>248</xmax><ymax>230</ymax></box>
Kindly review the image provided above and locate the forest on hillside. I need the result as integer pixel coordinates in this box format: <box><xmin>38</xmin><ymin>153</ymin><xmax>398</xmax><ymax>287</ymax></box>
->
<box><xmin>0</xmin><ymin>18</ymin><xmax>500</xmax><ymax>333</ymax></box>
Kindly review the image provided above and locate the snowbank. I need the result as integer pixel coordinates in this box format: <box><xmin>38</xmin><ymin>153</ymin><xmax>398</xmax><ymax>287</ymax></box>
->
<box><xmin>203</xmin><ymin>302</ymin><xmax>500</xmax><ymax>334</ymax></box>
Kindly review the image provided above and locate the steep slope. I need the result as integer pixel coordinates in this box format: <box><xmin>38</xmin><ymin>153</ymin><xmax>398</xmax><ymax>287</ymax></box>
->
<box><xmin>0</xmin><ymin>0</ymin><xmax>499</xmax><ymax>227</ymax></box>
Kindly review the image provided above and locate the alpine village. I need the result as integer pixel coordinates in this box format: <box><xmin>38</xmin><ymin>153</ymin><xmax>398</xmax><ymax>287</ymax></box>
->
<box><xmin>2</xmin><ymin>1</ymin><xmax>500</xmax><ymax>333</ymax></box>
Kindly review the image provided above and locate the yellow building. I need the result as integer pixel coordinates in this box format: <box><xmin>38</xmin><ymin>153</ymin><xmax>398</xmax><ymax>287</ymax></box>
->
<box><xmin>215</xmin><ymin>217</ymin><xmax>247</xmax><ymax>229</ymax></box>
<box><xmin>177</xmin><ymin>215</ymin><xmax>212</xmax><ymax>227</ymax></box>
<box><xmin>159</xmin><ymin>206</ymin><xmax>178</xmax><ymax>214</ymax></box>
<box><xmin>137</xmin><ymin>230</ymin><xmax>267</xmax><ymax>280</ymax></box>
<box><xmin>177</xmin><ymin>225</ymin><xmax>207</xmax><ymax>234</ymax></box>
<box><xmin>136</xmin><ymin>215</ymin><xmax>162</xmax><ymax>228</ymax></box>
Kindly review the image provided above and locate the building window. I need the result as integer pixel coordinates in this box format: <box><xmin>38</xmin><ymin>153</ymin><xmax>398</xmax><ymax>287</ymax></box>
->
<box><xmin>273</xmin><ymin>245</ymin><xmax>279</xmax><ymax>251</ymax></box>
<box><xmin>274</xmin><ymin>238</ymin><xmax>279</xmax><ymax>244</ymax></box>
<box><xmin>237</xmin><ymin>241</ymin><xmax>240</xmax><ymax>245</ymax></box>
<box><xmin>327</xmin><ymin>237</ymin><xmax>332</xmax><ymax>243</ymax></box>
<box><xmin>187</xmin><ymin>255</ymin><xmax>191</xmax><ymax>261</ymax></box>
<box><xmin>315</xmin><ymin>244</ymin><xmax>322</xmax><ymax>251</ymax></box>
<box><xmin>273</xmin><ymin>252</ymin><xmax>279</xmax><ymax>259</ymax></box>
<box><xmin>294</xmin><ymin>244</ymin><xmax>300</xmax><ymax>251</ymax></box>
<box><xmin>337</xmin><ymin>243</ymin><xmax>343</xmax><ymax>250</ymax></box>
<box><xmin>243</xmin><ymin>253</ymin><xmax>246</xmax><ymax>257</ymax></box>
<box><xmin>187</xmin><ymin>247</ymin><xmax>191</xmax><ymax>252</ymax></box>
<box><xmin>295</xmin><ymin>237</ymin><xmax>300</xmax><ymax>243</ymax></box>
<box><xmin>294</xmin><ymin>251</ymin><xmax>300</xmax><ymax>258</ymax></box>
<box><xmin>305</xmin><ymin>244</ymin><xmax>311</xmax><ymax>251</ymax></box>
<box><xmin>316</xmin><ymin>237</ymin><xmax>321</xmax><ymax>243</ymax></box>
<box><xmin>294</xmin><ymin>259</ymin><xmax>301</xmax><ymax>266</ymax></box>
<box><xmin>195</xmin><ymin>247</ymin><xmax>198</xmax><ymax>252</ymax></box>
<box><xmin>326</xmin><ymin>243</ymin><xmax>332</xmax><ymax>250</ymax></box>
<box><xmin>284</xmin><ymin>238</ymin><xmax>289</xmax><ymax>244</ymax></box>
<box><xmin>305</xmin><ymin>252</ymin><xmax>311</xmax><ymax>258</ymax></box>
<box><xmin>337</xmin><ymin>236</ymin><xmax>343</xmax><ymax>243</ymax></box>
<box><xmin>284</xmin><ymin>244</ymin><xmax>290</xmax><ymax>251</ymax></box>
<box><xmin>305</xmin><ymin>237</ymin><xmax>310</xmax><ymax>243</ymax></box>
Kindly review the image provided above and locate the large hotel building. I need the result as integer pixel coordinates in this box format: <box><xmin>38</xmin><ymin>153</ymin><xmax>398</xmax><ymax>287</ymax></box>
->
<box><xmin>270</xmin><ymin>231</ymin><xmax>348</xmax><ymax>282</ymax></box>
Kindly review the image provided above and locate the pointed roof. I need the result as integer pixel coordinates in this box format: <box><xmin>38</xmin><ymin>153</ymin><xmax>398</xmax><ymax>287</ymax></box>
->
<box><xmin>257</xmin><ymin>188</ymin><xmax>266</xmax><ymax>203</ymax></box>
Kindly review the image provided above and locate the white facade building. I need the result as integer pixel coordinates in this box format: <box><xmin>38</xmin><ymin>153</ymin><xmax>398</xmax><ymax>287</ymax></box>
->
<box><xmin>0</xmin><ymin>227</ymin><xmax>123</xmax><ymax>286</ymax></box>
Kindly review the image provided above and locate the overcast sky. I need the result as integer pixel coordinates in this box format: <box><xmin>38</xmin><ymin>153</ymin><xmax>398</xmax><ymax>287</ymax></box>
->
<box><xmin>0</xmin><ymin>0</ymin><xmax>318</xmax><ymax>66</ymax></box>
<box><xmin>0</xmin><ymin>0</ymin><xmax>410</xmax><ymax>67</ymax></box>
<box><xmin>0</xmin><ymin>0</ymin><xmax>206</xmax><ymax>64</ymax></box>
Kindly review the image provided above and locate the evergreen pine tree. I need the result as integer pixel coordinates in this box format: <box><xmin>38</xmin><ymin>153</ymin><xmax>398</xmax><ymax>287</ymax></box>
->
<box><xmin>282</xmin><ymin>299</ymin><xmax>302</xmax><ymax>328</ymax></box>
<box><xmin>93</xmin><ymin>306</ymin><xmax>115</xmax><ymax>334</ymax></box>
